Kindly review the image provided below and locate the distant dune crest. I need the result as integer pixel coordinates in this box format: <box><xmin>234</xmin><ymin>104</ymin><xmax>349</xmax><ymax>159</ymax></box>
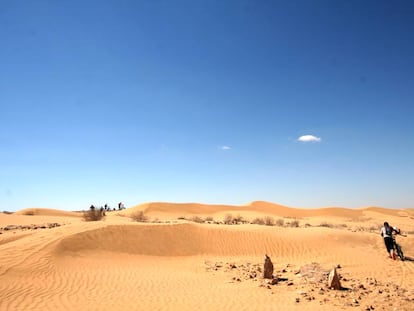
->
<box><xmin>118</xmin><ymin>201</ymin><xmax>409</xmax><ymax>219</ymax></box>
<box><xmin>13</xmin><ymin>202</ymin><xmax>411</xmax><ymax>219</ymax></box>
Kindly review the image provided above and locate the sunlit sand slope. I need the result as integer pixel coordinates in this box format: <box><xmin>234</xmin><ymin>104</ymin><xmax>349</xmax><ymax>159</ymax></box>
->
<box><xmin>1</xmin><ymin>204</ymin><xmax>413</xmax><ymax>311</ymax></box>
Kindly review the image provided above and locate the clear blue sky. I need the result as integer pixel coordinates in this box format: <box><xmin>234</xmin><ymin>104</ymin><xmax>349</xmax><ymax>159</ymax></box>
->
<box><xmin>1</xmin><ymin>0</ymin><xmax>414</xmax><ymax>211</ymax></box>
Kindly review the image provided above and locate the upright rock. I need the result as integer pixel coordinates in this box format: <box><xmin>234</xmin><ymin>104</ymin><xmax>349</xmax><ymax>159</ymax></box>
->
<box><xmin>327</xmin><ymin>267</ymin><xmax>341</xmax><ymax>290</ymax></box>
<box><xmin>263</xmin><ymin>255</ymin><xmax>274</xmax><ymax>279</ymax></box>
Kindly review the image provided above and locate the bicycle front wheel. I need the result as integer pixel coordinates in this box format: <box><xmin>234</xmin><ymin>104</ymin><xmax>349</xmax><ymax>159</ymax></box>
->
<box><xmin>396</xmin><ymin>244</ymin><xmax>405</xmax><ymax>261</ymax></box>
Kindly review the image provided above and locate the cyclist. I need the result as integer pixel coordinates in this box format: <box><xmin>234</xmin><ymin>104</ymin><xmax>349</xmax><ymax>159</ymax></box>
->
<box><xmin>380</xmin><ymin>222</ymin><xmax>400</xmax><ymax>259</ymax></box>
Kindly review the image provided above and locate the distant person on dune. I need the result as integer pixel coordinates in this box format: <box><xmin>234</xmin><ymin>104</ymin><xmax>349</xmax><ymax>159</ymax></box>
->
<box><xmin>380</xmin><ymin>221</ymin><xmax>400</xmax><ymax>259</ymax></box>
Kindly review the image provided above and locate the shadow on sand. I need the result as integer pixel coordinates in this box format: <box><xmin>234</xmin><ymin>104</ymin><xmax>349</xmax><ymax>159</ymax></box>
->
<box><xmin>402</xmin><ymin>256</ymin><xmax>414</xmax><ymax>262</ymax></box>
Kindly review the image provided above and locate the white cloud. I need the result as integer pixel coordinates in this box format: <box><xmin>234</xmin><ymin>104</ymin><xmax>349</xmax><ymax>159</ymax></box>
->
<box><xmin>298</xmin><ymin>135</ymin><xmax>321</xmax><ymax>142</ymax></box>
<box><xmin>220</xmin><ymin>146</ymin><xmax>231</xmax><ymax>150</ymax></box>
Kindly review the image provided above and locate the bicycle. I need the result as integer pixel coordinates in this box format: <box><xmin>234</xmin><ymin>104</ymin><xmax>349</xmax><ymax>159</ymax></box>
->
<box><xmin>392</xmin><ymin>233</ymin><xmax>406</xmax><ymax>261</ymax></box>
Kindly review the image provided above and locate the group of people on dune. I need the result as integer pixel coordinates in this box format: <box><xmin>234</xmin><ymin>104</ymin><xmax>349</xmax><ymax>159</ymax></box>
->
<box><xmin>89</xmin><ymin>202</ymin><xmax>126</xmax><ymax>216</ymax></box>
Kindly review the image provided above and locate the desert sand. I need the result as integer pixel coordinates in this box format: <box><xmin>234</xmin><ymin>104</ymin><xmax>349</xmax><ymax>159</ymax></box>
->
<box><xmin>1</xmin><ymin>201</ymin><xmax>414</xmax><ymax>311</ymax></box>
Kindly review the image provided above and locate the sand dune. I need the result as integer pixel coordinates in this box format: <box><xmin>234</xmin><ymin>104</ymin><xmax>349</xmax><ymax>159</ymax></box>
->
<box><xmin>14</xmin><ymin>208</ymin><xmax>82</xmax><ymax>217</ymax></box>
<box><xmin>1</xmin><ymin>208</ymin><xmax>81</xmax><ymax>227</ymax></box>
<box><xmin>1</xmin><ymin>202</ymin><xmax>414</xmax><ymax>310</ymax></box>
<box><xmin>54</xmin><ymin>223</ymin><xmax>378</xmax><ymax>258</ymax></box>
<box><xmin>124</xmin><ymin>200</ymin><xmax>409</xmax><ymax>219</ymax></box>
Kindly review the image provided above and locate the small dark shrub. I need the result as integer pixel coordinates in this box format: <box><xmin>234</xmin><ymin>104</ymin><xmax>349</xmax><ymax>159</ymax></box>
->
<box><xmin>335</xmin><ymin>223</ymin><xmax>348</xmax><ymax>229</ymax></box>
<box><xmin>275</xmin><ymin>218</ymin><xmax>284</xmax><ymax>227</ymax></box>
<box><xmin>289</xmin><ymin>219</ymin><xmax>300</xmax><ymax>227</ymax></box>
<box><xmin>264</xmin><ymin>216</ymin><xmax>275</xmax><ymax>226</ymax></box>
<box><xmin>223</xmin><ymin>214</ymin><xmax>233</xmax><ymax>225</ymax></box>
<box><xmin>83</xmin><ymin>209</ymin><xmax>105</xmax><ymax>221</ymax></box>
<box><xmin>131</xmin><ymin>211</ymin><xmax>148</xmax><ymax>222</ymax></box>
<box><xmin>191</xmin><ymin>216</ymin><xmax>204</xmax><ymax>223</ymax></box>
<box><xmin>233</xmin><ymin>215</ymin><xmax>244</xmax><ymax>224</ymax></box>
<box><xmin>251</xmin><ymin>217</ymin><xmax>265</xmax><ymax>225</ymax></box>
<box><xmin>319</xmin><ymin>222</ymin><xmax>333</xmax><ymax>228</ymax></box>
